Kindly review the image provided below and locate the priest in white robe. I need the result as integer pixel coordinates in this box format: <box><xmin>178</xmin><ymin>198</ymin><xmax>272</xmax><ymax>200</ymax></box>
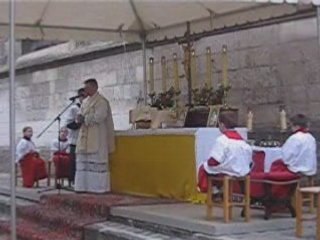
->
<box><xmin>75</xmin><ymin>78</ymin><xmax>115</xmax><ymax>193</ymax></box>
<box><xmin>282</xmin><ymin>114</ymin><xmax>317</xmax><ymax>176</ymax></box>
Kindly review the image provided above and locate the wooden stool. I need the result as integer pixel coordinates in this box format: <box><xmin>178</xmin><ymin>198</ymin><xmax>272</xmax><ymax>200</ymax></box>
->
<box><xmin>49</xmin><ymin>160</ymin><xmax>72</xmax><ymax>188</ymax></box>
<box><xmin>47</xmin><ymin>161</ymin><xmax>51</xmax><ymax>186</ymax></box>
<box><xmin>206</xmin><ymin>175</ymin><xmax>250</xmax><ymax>223</ymax></box>
<box><xmin>301</xmin><ymin>176</ymin><xmax>315</xmax><ymax>213</ymax></box>
<box><xmin>296</xmin><ymin>186</ymin><xmax>320</xmax><ymax>239</ymax></box>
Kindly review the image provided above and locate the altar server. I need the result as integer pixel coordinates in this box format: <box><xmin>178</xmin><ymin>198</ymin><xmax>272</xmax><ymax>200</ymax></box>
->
<box><xmin>16</xmin><ymin>126</ymin><xmax>48</xmax><ymax>188</ymax></box>
<box><xmin>198</xmin><ymin>112</ymin><xmax>252</xmax><ymax>192</ymax></box>
<box><xmin>282</xmin><ymin>114</ymin><xmax>317</xmax><ymax>176</ymax></box>
<box><xmin>51</xmin><ymin>127</ymin><xmax>71</xmax><ymax>179</ymax></box>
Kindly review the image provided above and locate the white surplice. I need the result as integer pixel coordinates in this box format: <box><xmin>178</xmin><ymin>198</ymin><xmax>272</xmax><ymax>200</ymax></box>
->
<box><xmin>16</xmin><ymin>138</ymin><xmax>37</xmax><ymax>163</ymax></box>
<box><xmin>282</xmin><ymin>131</ymin><xmax>317</xmax><ymax>176</ymax></box>
<box><xmin>204</xmin><ymin>134</ymin><xmax>252</xmax><ymax>177</ymax></box>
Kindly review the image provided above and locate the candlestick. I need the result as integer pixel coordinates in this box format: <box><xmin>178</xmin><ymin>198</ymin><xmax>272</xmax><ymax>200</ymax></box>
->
<box><xmin>173</xmin><ymin>53</ymin><xmax>179</xmax><ymax>92</ymax></box>
<box><xmin>222</xmin><ymin>45</ymin><xmax>228</xmax><ymax>88</ymax></box>
<box><xmin>206</xmin><ymin>47</ymin><xmax>212</xmax><ymax>88</ymax></box>
<box><xmin>191</xmin><ymin>49</ymin><xmax>197</xmax><ymax>89</ymax></box>
<box><xmin>280</xmin><ymin>108</ymin><xmax>287</xmax><ymax>132</ymax></box>
<box><xmin>161</xmin><ymin>56</ymin><xmax>167</xmax><ymax>92</ymax></box>
<box><xmin>149</xmin><ymin>57</ymin><xmax>154</xmax><ymax>93</ymax></box>
<box><xmin>247</xmin><ymin>110</ymin><xmax>253</xmax><ymax>132</ymax></box>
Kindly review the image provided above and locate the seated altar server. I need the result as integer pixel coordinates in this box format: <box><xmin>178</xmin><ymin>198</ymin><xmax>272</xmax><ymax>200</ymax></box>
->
<box><xmin>51</xmin><ymin>127</ymin><xmax>71</xmax><ymax>179</ymax></box>
<box><xmin>16</xmin><ymin>126</ymin><xmax>48</xmax><ymax>188</ymax></box>
<box><xmin>198</xmin><ymin>112</ymin><xmax>252</xmax><ymax>192</ymax></box>
<box><xmin>282</xmin><ymin>114</ymin><xmax>317</xmax><ymax>176</ymax></box>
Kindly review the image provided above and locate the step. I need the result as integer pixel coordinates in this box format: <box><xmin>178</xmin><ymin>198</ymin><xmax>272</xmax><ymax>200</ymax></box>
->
<box><xmin>84</xmin><ymin>221</ymin><xmax>185</xmax><ymax>240</ymax></box>
<box><xmin>84</xmin><ymin>221</ymin><xmax>237</xmax><ymax>240</ymax></box>
<box><xmin>0</xmin><ymin>194</ymin><xmax>35</xmax><ymax>216</ymax></box>
<box><xmin>0</xmin><ymin>218</ymin><xmax>80</xmax><ymax>240</ymax></box>
<box><xmin>17</xmin><ymin>204</ymin><xmax>106</xmax><ymax>234</ymax></box>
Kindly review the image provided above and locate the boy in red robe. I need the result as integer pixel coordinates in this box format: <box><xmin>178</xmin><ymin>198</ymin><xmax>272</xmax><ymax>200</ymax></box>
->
<box><xmin>51</xmin><ymin>127</ymin><xmax>71</xmax><ymax>179</ymax></box>
<box><xmin>16</xmin><ymin>126</ymin><xmax>48</xmax><ymax>188</ymax></box>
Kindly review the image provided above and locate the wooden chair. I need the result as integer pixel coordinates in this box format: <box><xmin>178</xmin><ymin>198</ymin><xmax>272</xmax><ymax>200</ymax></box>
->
<box><xmin>296</xmin><ymin>186</ymin><xmax>320</xmax><ymax>239</ymax></box>
<box><xmin>206</xmin><ymin>175</ymin><xmax>250</xmax><ymax>223</ymax></box>
<box><xmin>49</xmin><ymin>157</ymin><xmax>72</xmax><ymax>188</ymax></box>
<box><xmin>301</xmin><ymin>175</ymin><xmax>316</xmax><ymax>213</ymax></box>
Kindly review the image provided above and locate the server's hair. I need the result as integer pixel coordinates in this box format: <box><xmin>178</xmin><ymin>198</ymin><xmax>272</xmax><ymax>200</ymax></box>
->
<box><xmin>290</xmin><ymin>114</ymin><xmax>308</xmax><ymax>128</ymax></box>
<box><xmin>218</xmin><ymin>111</ymin><xmax>237</xmax><ymax>129</ymax></box>
<box><xmin>22</xmin><ymin>126</ymin><xmax>32</xmax><ymax>133</ymax></box>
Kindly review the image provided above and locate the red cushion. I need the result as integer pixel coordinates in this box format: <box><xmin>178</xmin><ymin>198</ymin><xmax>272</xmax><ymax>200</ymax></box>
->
<box><xmin>250</xmin><ymin>172</ymin><xmax>267</xmax><ymax>180</ymax></box>
<box><xmin>265</xmin><ymin>172</ymin><xmax>300</xmax><ymax>181</ymax></box>
<box><xmin>251</xmin><ymin>151</ymin><xmax>265</xmax><ymax>173</ymax></box>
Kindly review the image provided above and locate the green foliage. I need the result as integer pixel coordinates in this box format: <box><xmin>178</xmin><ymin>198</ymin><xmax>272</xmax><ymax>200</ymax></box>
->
<box><xmin>149</xmin><ymin>87</ymin><xmax>180</xmax><ymax>110</ymax></box>
<box><xmin>192</xmin><ymin>84</ymin><xmax>231</xmax><ymax>106</ymax></box>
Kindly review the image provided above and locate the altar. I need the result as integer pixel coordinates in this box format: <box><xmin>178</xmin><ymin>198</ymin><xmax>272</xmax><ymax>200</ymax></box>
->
<box><xmin>110</xmin><ymin>128</ymin><xmax>247</xmax><ymax>202</ymax></box>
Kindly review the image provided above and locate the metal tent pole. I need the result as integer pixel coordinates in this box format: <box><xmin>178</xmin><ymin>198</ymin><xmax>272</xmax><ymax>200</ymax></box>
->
<box><xmin>317</xmin><ymin>7</ymin><xmax>320</xmax><ymax>46</ymax></box>
<box><xmin>142</xmin><ymin>37</ymin><xmax>147</xmax><ymax>105</ymax></box>
<box><xmin>9</xmin><ymin>0</ymin><xmax>17</xmax><ymax>239</ymax></box>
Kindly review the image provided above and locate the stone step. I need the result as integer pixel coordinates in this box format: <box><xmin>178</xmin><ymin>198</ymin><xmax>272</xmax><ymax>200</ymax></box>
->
<box><xmin>84</xmin><ymin>221</ymin><xmax>185</xmax><ymax>240</ymax></box>
<box><xmin>0</xmin><ymin>218</ymin><xmax>80</xmax><ymax>240</ymax></box>
<box><xmin>85</xmin><ymin>220</ymin><xmax>236</xmax><ymax>240</ymax></box>
<box><xmin>0</xmin><ymin>194</ymin><xmax>35</xmax><ymax>216</ymax></box>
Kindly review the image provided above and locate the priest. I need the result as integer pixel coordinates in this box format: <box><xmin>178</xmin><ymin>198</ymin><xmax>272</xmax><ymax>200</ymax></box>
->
<box><xmin>75</xmin><ymin>78</ymin><xmax>115</xmax><ymax>193</ymax></box>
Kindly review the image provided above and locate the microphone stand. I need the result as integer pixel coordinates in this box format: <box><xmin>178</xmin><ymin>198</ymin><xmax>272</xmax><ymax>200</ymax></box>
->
<box><xmin>37</xmin><ymin>99</ymin><xmax>76</xmax><ymax>194</ymax></box>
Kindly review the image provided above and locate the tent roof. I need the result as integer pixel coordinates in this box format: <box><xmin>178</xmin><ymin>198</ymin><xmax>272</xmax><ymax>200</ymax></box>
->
<box><xmin>0</xmin><ymin>0</ymin><xmax>318</xmax><ymax>42</ymax></box>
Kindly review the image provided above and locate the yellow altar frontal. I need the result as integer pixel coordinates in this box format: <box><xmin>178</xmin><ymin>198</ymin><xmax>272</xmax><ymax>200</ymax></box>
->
<box><xmin>110</xmin><ymin>128</ymin><xmax>247</xmax><ymax>203</ymax></box>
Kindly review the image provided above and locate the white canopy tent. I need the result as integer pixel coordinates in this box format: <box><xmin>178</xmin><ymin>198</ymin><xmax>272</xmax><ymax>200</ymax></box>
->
<box><xmin>0</xmin><ymin>0</ymin><xmax>319</xmax><ymax>42</ymax></box>
<box><xmin>2</xmin><ymin>0</ymin><xmax>320</xmax><ymax>239</ymax></box>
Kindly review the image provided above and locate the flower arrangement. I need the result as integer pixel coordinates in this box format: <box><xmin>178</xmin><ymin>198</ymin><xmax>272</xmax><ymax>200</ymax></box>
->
<box><xmin>149</xmin><ymin>87</ymin><xmax>180</xmax><ymax>110</ymax></box>
<box><xmin>192</xmin><ymin>84</ymin><xmax>231</xmax><ymax>106</ymax></box>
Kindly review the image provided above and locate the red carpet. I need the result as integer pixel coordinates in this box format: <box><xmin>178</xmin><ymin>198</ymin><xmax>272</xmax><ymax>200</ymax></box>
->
<box><xmin>0</xmin><ymin>193</ymin><xmax>177</xmax><ymax>240</ymax></box>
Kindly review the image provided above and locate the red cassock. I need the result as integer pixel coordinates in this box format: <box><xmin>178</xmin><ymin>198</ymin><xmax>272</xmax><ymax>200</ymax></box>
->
<box><xmin>52</xmin><ymin>152</ymin><xmax>71</xmax><ymax>179</ymax></box>
<box><xmin>20</xmin><ymin>153</ymin><xmax>48</xmax><ymax>188</ymax></box>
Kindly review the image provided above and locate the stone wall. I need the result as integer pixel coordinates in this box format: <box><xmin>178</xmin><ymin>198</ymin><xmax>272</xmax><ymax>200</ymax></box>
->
<box><xmin>0</xmin><ymin>18</ymin><xmax>319</xmax><ymax>173</ymax></box>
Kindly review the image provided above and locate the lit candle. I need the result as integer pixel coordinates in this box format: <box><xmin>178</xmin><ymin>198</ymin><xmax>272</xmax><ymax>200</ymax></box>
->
<box><xmin>222</xmin><ymin>45</ymin><xmax>228</xmax><ymax>88</ymax></box>
<box><xmin>206</xmin><ymin>47</ymin><xmax>212</xmax><ymax>88</ymax></box>
<box><xmin>173</xmin><ymin>53</ymin><xmax>179</xmax><ymax>92</ymax></box>
<box><xmin>247</xmin><ymin>110</ymin><xmax>253</xmax><ymax>132</ymax></box>
<box><xmin>149</xmin><ymin>57</ymin><xmax>154</xmax><ymax>93</ymax></box>
<box><xmin>161</xmin><ymin>56</ymin><xmax>167</xmax><ymax>92</ymax></box>
<box><xmin>191</xmin><ymin>49</ymin><xmax>197</xmax><ymax>89</ymax></box>
<box><xmin>280</xmin><ymin>108</ymin><xmax>287</xmax><ymax>132</ymax></box>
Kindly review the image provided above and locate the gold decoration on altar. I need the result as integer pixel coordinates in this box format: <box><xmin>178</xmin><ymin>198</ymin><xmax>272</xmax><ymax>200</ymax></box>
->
<box><xmin>173</xmin><ymin>53</ymin><xmax>180</xmax><ymax>92</ymax></box>
<box><xmin>149</xmin><ymin>57</ymin><xmax>154</xmax><ymax>93</ymax></box>
<box><xmin>222</xmin><ymin>45</ymin><xmax>228</xmax><ymax>88</ymax></box>
<box><xmin>161</xmin><ymin>56</ymin><xmax>167</xmax><ymax>92</ymax></box>
<box><xmin>206</xmin><ymin>47</ymin><xmax>213</xmax><ymax>88</ymax></box>
<box><xmin>221</xmin><ymin>45</ymin><xmax>229</xmax><ymax>106</ymax></box>
<box><xmin>191</xmin><ymin>49</ymin><xmax>197</xmax><ymax>89</ymax></box>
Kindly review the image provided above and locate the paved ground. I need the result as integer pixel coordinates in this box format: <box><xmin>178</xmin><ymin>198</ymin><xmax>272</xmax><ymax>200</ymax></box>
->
<box><xmin>0</xmin><ymin>173</ymin><xmax>317</xmax><ymax>239</ymax></box>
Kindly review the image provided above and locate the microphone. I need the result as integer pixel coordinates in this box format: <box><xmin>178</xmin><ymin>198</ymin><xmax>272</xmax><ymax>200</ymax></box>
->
<box><xmin>69</xmin><ymin>95</ymin><xmax>81</xmax><ymax>101</ymax></box>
